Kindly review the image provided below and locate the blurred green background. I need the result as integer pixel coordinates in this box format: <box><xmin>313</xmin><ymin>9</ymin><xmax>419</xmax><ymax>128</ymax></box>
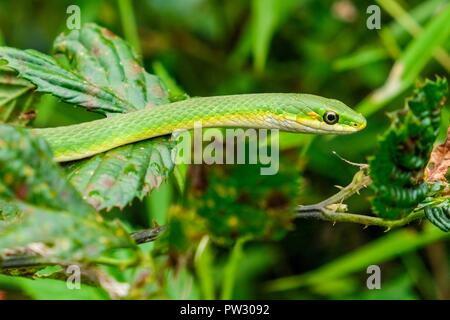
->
<box><xmin>0</xmin><ymin>0</ymin><xmax>449</xmax><ymax>300</ymax></box>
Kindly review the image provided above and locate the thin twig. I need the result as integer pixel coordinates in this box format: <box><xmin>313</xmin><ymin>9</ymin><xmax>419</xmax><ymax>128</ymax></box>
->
<box><xmin>0</xmin><ymin>226</ymin><xmax>166</xmax><ymax>269</ymax></box>
<box><xmin>297</xmin><ymin>169</ymin><xmax>371</xmax><ymax>213</ymax></box>
<box><xmin>295</xmin><ymin>168</ymin><xmax>426</xmax><ymax>229</ymax></box>
<box><xmin>131</xmin><ymin>225</ymin><xmax>166</xmax><ymax>244</ymax></box>
<box><xmin>297</xmin><ymin>207</ymin><xmax>425</xmax><ymax>230</ymax></box>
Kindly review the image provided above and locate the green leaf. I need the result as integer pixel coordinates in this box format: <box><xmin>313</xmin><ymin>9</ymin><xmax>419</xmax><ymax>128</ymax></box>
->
<box><xmin>369</xmin><ymin>78</ymin><xmax>448</xmax><ymax>219</ymax></box>
<box><xmin>65</xmin><ymin>139</ymin><xmax>175</xmax><ymax>211</ymax></box>
<box><xmin>251</xmin><ymin>0</ymin><xmax>300</xmax><ymax>73</ymax></box>
<box><xmin>0</xmin><ymin>202</ymin><xmax>134</xmax><ymax>263</ymax></box>
<box><xmin>52</xmin><ymin>24</ymin><xmax>175</xmax><ymax>211</ymax></box>
<box><xmin>0</xmin><ymin>124</ymin><xmax>92</xmax><ymax>216</ymax></box>
<box><xmin>0</xmin><ymin>274</ymin><xmax>107</xmax><ymax>300</ymax></box>
<box><xmin>220</xmin><ymin>236</ymin><xmax>250</xmax><ymax>299</ymax></box>
<box><xmin>421</xmin><ymin>197</ymin><xmax>450</xmax><ymax>232</ymax></box>
<box><xmin>0</xmin><ymin>125</ymin><xmax>135</xmax><ymax>266</ymax></box>
<box><xmin>0</xmin><ymin>47</ymin><xmax>129</xmax><ymax>115</ymax></box>
<box><xmin>0</xmin><ymin>24</ymin><xmax>169</xmax><ymax>116</ymax></box>
<box><xmin>0</xmin><ymin>66</ymin><xmax>38</xmax><ymax>125</ymax></box>
<box><xmin>194</xmin><ymin>236</ymin><xmax>215</xmax><ymax>300</ymax></box>
<box><xmin>357</xmin><ymin>3</ymin><xmax>450</xmax><ymax>116</ymax></box>
<box><xmin>265</xmin><ymin>225</ymin><xmax>450</xmax><ymax>292</ymax></box>
<box><xmin>53</xmin><ymin>23</ymin><xmax>169</xmax><ymax>114</ymax></box>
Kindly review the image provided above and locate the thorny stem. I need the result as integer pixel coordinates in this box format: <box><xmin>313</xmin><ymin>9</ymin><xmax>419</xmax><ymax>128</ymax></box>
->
<box><xmin>295</xmin><ymin>168</ymin><xmax>426</xmax><ymax>230</ymax></box>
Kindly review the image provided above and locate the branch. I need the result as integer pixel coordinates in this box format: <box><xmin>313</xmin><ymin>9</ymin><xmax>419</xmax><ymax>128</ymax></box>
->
<box><xmin>295</xmin><ymin>168</ymin><xmax>426</xmax><ymax>230</ymax></box>
<box><xmin>0</xmin><ymin>225</ymin><xmax>166</xmax><ymax>269</ymax></box>
<box><xmin>297</xmin><ymin>207</ymin><xmax>426</xmax><ymax>230</ymax></box>
<box><xmin>131</xmin><ymin>225</ymin><xmax>166</xmax><ymax>244</ymax></box>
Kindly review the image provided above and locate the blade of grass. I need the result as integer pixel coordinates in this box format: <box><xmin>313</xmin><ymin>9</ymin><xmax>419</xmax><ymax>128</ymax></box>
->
<box><xmin>333</xmin><ymin>0</ymin><xmax>447</xmax><ymax>71</ymax></box>
<box><xmin>401</xmin><ymin>252</ymin><xmax>437</xmax><ymax>299</ymax></box>
<box><xmin>333</xmin><ymin>47</ymin><xmax>388</xmax><ymax>72</ymax></box>
<box><xmin>377</xmin><ymin>0</ymin><xmax>450</xmax><ymax>72</ymax></box>
<box><xmin>194</xmin><ymin>236</ymin><xmax>215</xmax><ymax>300</ymax></box>
<box><xmin>146</xmin><ymin>181</ymin><xmax>172</xmax><ymax>225</ymax></box>
<box><xmin>265</xmin><ymin>224</ymin><xmax>450</xmax><ymax>292</ymax></box>
<box><xmin>118</xmin><ymin>0</ymin><xmax>142</xmax><ymax>58</ymax></box>
<box><xmin>152</xmin><ymin>61</ymin><xmax>186</xmax><ymax>99</ymax></box>
<box><xmin>357</xmin><ymin>3</ymin><xmax>450</xmax><ymax>116</ymax></box>
<box><xmin>220</xmin><ymin>237</ymin><xmax>250</xmax><ymax>299</ymax></box>
<box><xmin>251</xmin><ymin>0</ymin><xmax>301</xmax><ymax>73</ymax></box>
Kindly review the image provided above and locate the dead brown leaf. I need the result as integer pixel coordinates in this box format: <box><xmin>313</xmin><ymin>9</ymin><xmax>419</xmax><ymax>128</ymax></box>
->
<box><xmin>425</xmin><ymin>127</ymin><xmax>450</xmax><ymax>183</ymax></box>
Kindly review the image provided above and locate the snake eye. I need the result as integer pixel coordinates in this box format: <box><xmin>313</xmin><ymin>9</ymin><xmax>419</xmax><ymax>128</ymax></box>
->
<box><xmin>323</xmin><ymin>111</ymin><xmax>339</xmax><ymax>125</ymax></box>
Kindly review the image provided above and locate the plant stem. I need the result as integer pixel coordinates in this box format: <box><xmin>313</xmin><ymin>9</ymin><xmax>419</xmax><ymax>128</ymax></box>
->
<box><xmin>296</xmin><ymin>168</ymin><xmax>426</xmax><ymax>230</ymax></box>
<box><xmin>131</xmin><ymin>225</ymin><xmax>166</xmax><ymax>244</ymax></box>
<box><xmin>297</xmin><ymin>208</ymin><xmax>426</xmax><ymax>230</ymax></box>
<box><xmin>0</xmin><ymin>227</ymin><xmax>163</xmax><ymax>269</ymax></box>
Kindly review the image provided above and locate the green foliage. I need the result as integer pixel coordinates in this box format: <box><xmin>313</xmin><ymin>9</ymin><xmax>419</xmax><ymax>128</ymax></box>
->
<box><xmin>369</xmin><ymin>78</ymin><xmax>448</xmax><ymax>219</ymax></box>
<box><xmin>0</xmin><ymin>125</ymin><xmax>92</xmax><ymax>215</ymax></box>
<box><xmin>66</xmin><ymin>138</ymin><xmax>175</xmax><ymax>211</ymax></box>
<box><xmin>0</xmin><ymin>24</ymin><xmax>169</xmax><ymax>116</ymax></box>
<box><xmin>0</xmin><ymin>125</ymin><xmax>135</xmax><ymax>266</ymax></box>
<box><xmin>421</xmin><ymin>196</ymin><xmax>450</xmax><ymax>232</ymax></box>
<box><xmin>357</xmin><ymin>2</ymin><xmax>450</xmax><ymax>116</ymax></box>
<box><xmin>193</xmin><ymin>164</ymin><xmax>296</xmax><ymax>245</ymax></box>
<box><xmin>0</xmin><ymin>66</ymin><xmax>37</xmax><ymax>125</ymax></box>
<box><xmin>266</xmin><ymin>224</ymin><xmax>450</xmax><ymax>293</ymax></box>
<box><xmin>0</xmin><ymin>0</ymin><xmax>449</xmax><ymax>300</ymax></box>
<box><xmin>0</xmin><ymin>23</ymin><xmax>177</xmax><ymax>211</ymax></box>
<box><xmin>53</xmin><ymin>23</ymin><xmax>169</xmax><ymax>114</ymax></box>
<box><xmin>0</xmin><ymin>47</ymin><xmax>130</xmax><ymax>115</ymax></box>
<box><xmin>251</xmin><ymin>0</ymin><xmax>301</xmax><ymax>72</ymax></box>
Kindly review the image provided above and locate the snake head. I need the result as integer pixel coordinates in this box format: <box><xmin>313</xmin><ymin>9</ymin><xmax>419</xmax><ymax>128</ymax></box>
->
<box><xmin>273</xmin><ymin>93</ymin><xmax>367</xmax><ymax>134</ymax></box>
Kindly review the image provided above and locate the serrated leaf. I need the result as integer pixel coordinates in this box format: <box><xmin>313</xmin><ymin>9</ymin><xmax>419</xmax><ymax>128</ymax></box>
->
<box><xmin>0</xmin><ymin>23</ymin><xmax>176</xmax><ymax>211</ymax></box>
<box><xmin>0</xmin><ymin>47</ymin><xmax>132</xmax><ymax>115</ymax></box>
<box><xmin>369</xmin><ymin>78</ymin><xmax>449</xmax><ymax>219</ymax></box>
<box><xmin>51</xmin><ymin>24</ymin><xmax>174</xmax><ymax>211</ymax></box>
<box><xmin>0</xmin><ymin>66</ymin><xmax>38</xmax><ymax>125</ymax></box>
<box><xmin>0</xmin><ymin>124</ymin><xmax>93</xmax><ymax>216</ymax></box>
<box><xmin>424</xmin><ymin>201</ymin><xmax>450</xmax><ymax>232</ymax></box>
<box><xmin>66</xmin><ymin>139</ymin><xmax>175</xmax><ymax>211</ymax></box>
<box><xmin>0</xmin><ymin>125</ymin><xmax>136</xmax><ymax>266</ymax></box>
<box><xmin>53</xmin><ymin>23</ymin><xmax>169</xmax><ymax>114</ymax></box>
<box><xmin>0</xmin><ymin>201</ymin><xmax>134</xmax><ymax>263</ymax></box>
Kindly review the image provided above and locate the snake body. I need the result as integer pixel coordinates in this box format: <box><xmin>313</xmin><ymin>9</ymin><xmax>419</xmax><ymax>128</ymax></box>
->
<box><xmin>32</xmin><ymin>93</ymin><xmax>366</xmax><ymax>162</ymax></box>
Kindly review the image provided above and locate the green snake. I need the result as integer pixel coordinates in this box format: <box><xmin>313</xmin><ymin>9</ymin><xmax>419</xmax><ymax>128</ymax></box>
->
<box><xmin>32</xmin><ymin>93</ymin><xmax>367</xmax><ymax>162</ymax></box>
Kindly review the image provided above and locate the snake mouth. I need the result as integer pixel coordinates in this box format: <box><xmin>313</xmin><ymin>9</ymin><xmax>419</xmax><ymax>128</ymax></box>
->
<box><xmin>266</xmin><ymin>115</ymin><xmax>363</xmax><ymax>134</ymax></box>
<box><xmin>357</xmin><ymin>118</ymin><xmax>367</xmax><ymax>131</ymax></box>
<box><xmin>293</xmin><ymin>117</ymin><xmax>361</xmax><ymax>134</ymax></box>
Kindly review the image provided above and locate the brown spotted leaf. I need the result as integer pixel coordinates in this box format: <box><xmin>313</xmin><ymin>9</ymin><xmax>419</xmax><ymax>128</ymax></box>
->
<box><xmin>0</xmin><ymin>125</ymin><xmax>136</xmax><ymax>266</ymax></box>
<box><xmin>0</xmin><ymin>124</ymin><xmax>93</xmax><ymax>216</ymax></box>
<box><xmin>1</xmin><ymin>24</ymin><xmax>177</xmax><ymax>211</ymax></box>
<box><xmin>0</xmin><ymin>201</ymin><xmax>135</xmax><ymax>263</ymax></box>
<box><xmin>425</xmin><ymin>127</ymin><xmax>450</xmax><ymax>183</ymax></box>
<box><xmin>0</xmin><ymin>66</ymin><xmax>38</xmax><ymax>125</ymax></box>
<box><xmin>66</xmin><ymin>138</ymin><xmax>175</xmax><ymax>211</ymax></box>
<box><xmin>52</xmin><ymin>23</ymin><xmax>169</xmax><ymax>114</ymax></box>
<box><xmin>52</xmin><ymin>24</ymin><xmax>176</xmax><ymax>211</ymax></box>
<box><xmin>0</xmin><ymin>24</ymin><xmax>169</xmax><ymax>116</ymax></box>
